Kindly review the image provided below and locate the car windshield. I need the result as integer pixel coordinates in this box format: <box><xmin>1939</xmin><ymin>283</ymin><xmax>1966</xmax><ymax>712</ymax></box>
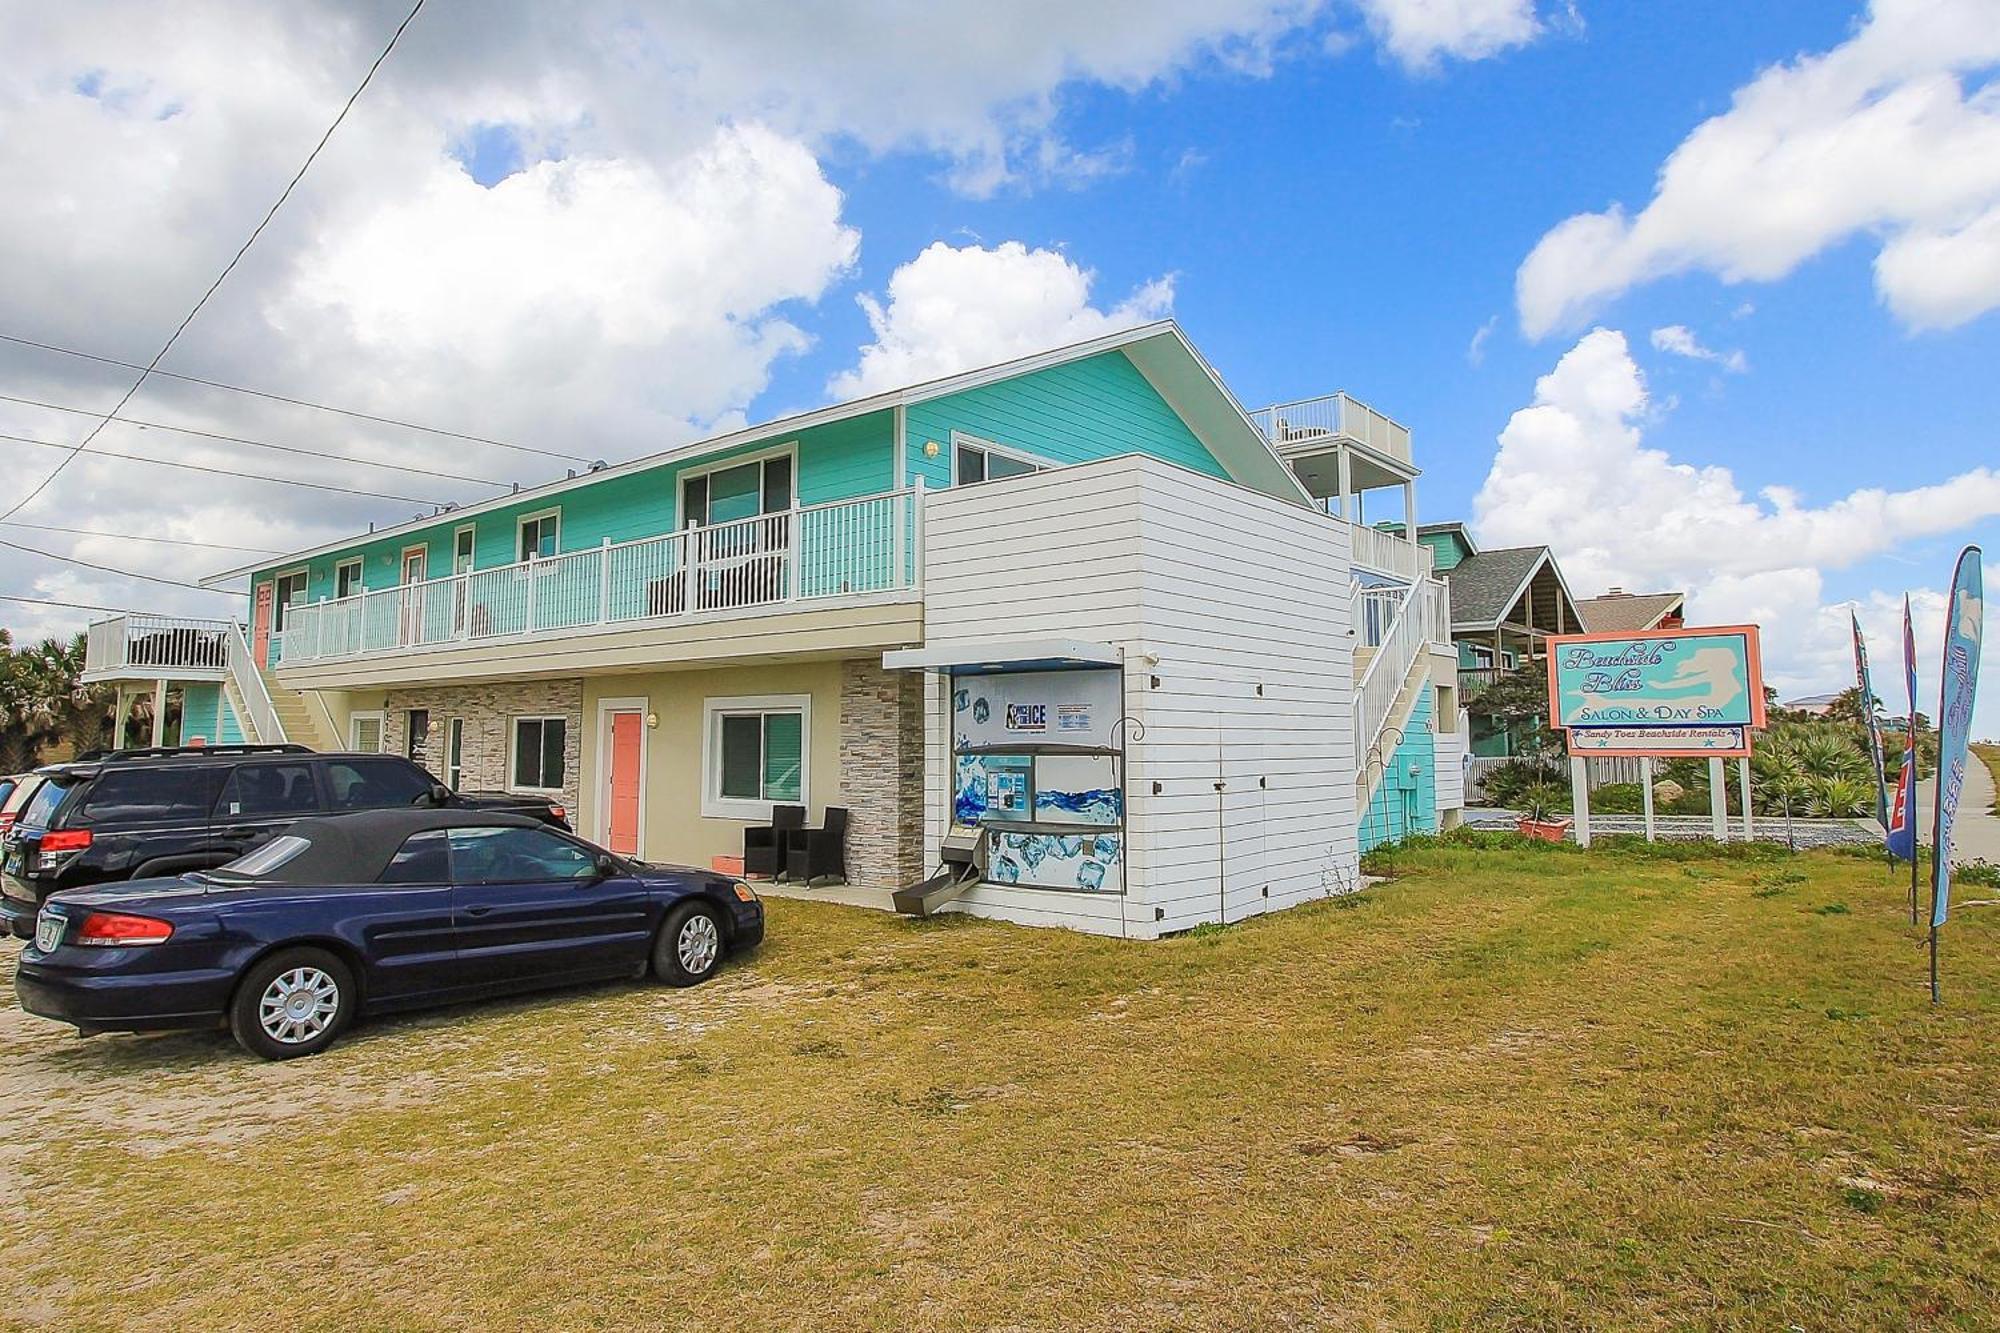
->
<box><xmin>18</xmin><ymin>777</ymin><xmax>70</xmax><ymax>831</ymax></box>
<box><xmin>217</xmin><ymin>834</ymin><xmax>312</xmax><ymax>878</ymax></box>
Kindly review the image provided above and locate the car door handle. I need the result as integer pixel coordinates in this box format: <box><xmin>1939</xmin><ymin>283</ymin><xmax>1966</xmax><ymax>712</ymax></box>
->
<box><xmin>464</xmin><ymin>905</ymin><xmax>494</xmax><ymax>917</ymax></box>
<box><xmin>220</xmin><ymin>826</ymin><xmax>259</xmax><ymax>839</ymax></box>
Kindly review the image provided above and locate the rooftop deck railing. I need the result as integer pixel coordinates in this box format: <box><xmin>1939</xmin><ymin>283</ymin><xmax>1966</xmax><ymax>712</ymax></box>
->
<box><xmin>1248</xmin><ymin>392</ymin><xmax>1412</xmax><ymax>465</ymax></box>
<box><xmin>274</xmin><ymin>486</ymin><xmax>921</xmax><ymax>667</ymax></box>
<box><xmin>83</xmin><ymin>613</ymin><xmax>233</xmax><ymax>678</ymax></box>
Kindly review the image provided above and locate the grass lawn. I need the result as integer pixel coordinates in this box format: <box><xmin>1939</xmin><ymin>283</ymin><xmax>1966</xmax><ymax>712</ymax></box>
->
<box><xmin>4</xmin><ymin>838</ymin><xmax>1998</xmax><ymax>1330</ymax></box>
<box><xmin>1976</xmin><ymin>744</ymin><xmax>2000</xmax><ymax>814</ymax></box>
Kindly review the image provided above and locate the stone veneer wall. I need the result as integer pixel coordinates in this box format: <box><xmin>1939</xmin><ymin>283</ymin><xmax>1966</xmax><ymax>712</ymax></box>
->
<box><xmin>838</xmin><ymin>660</ymin><xmax>925</xmax><ymax>888</ymax></box>
<box><xmin>382</xmin><ymin>679</ymin><xmax>585</xmax><ymax>816</ymax></box>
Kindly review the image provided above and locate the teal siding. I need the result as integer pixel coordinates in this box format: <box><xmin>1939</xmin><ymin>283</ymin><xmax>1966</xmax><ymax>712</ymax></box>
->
<box><xmin>250</xmin><ymin>410</ymin><xmax>898</xmax><ymax>612</ymax></box>
<box><xmin>180</xmin><ymin>684</ymin><xmax>221</xmax><ymax>745</ymax></box>
<box><xmin>903</xmin><ymin>350</ymin><xmax>1225</xmax><ymax>490</ymax></box>
<box><xmin>219</xmin><ymin>693</ymin><xmax>245</xmax><ymax>744</ymax></box>
<box><xmin>1359</xmin><ymin>688</ymin><xmax>1439</xmax><ymax>852</ymax></box>
<box><xmin>248</xmin><ymin>350</ymin><xmax>1227</xmax><ymax>624</ymax></box>
<box><xmin>1421</xmin><ymin>531</ymin><xmax>1474</xmax><ymax>572</ymax></box>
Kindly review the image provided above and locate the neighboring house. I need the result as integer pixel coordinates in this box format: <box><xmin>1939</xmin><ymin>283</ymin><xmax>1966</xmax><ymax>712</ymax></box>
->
<box><xmin>1408</xmin><ymin>522</ymin><xmax>1584</xmax><ymax>759</ymax></box>
<box><xmin>1575</xmin><ymin>587</ymin><xmax>1686</xmax><ymax>634</ymax></box>
<box><xmin>1781</xmin><ymin>692</ymin><xmax>1841</xmax><ymax>717</ymax></box>
<box><xmin>82</xmin><ymin>322</ymin><xmax>1458</xmax><ymax>936</ymax></box>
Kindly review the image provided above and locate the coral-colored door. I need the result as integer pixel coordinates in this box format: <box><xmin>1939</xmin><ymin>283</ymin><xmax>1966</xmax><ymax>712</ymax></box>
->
<box><xmin>251</xmin><ymin>582</ymin><xmax>274</xmax><ymax>667</ymax></box>
<box><xmin>606</xmin><ymin>711</ymin><xmax>643</xmax><ymax>856</ymax></box>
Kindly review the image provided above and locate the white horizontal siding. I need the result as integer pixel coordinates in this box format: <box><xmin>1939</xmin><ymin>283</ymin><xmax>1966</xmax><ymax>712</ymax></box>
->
<box><xmin>914</xmin><ymin>456</ymin><xmax>1359</xmax><ymax>939</ymax></box>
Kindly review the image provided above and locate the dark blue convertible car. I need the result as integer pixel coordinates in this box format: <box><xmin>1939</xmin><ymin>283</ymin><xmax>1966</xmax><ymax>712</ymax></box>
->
<box><xmin>14</xmin><ymin>809</ymin><xmax>763</xmax><ymax>1059</ymax></box>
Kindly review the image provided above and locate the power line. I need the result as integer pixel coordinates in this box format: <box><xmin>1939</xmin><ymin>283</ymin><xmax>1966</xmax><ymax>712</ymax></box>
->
<box><xmin>0</xmin><ymin>0</ymin><xmax>431</xmax><ymax>527</ymax></box>
<box><xmin>0</xmin><ymin>430</ymin><xmax>447</xmax><ymax>505</ymax></box>
<box><xmin>0</xmin><ymin>537</ymin><xmax>233</xmax><ymax>595</ymax></box>
<box><xmin>0</xmin><ymin>521</ymin><xmax>281</xmax><ymax>556</ymax></box>
<box><xmin>0</xmin><ymin>390</ymin><xmax>517</xmax><ymax>490</ymax></box>
<box><xmin>0</xmin><ymin>333</ymin><xmax>592</xmax><ymax>466</ymax></box>
<box><xmin>0</xmin><ymin>594</ymin><xmax>183</xmax><ymax>617</ymax></box>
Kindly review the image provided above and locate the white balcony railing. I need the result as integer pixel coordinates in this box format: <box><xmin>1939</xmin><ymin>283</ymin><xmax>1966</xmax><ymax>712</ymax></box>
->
<box><xmin>1355</xmin><ymin>576</ymin><xmax>1450</xmax><ymax>763</ymax></box>
<box><xmin>274</xmin><ymin>486</ymin><xmax>922</xmax><ymax>666</ymax></box>
<box><xmin>1348</xmin><ymin>524</ymin><xmax>1433</xmax><ymax>581</ymax></box>
<box><xmin>83</xmin><ymin>613</ymin><xmax>233</xmax><ymax>678</ymax></box>
<box><xmin>1248</xmin><ymin>392</ymin><xmax>1412</xmax><ymax>465</ymax></box>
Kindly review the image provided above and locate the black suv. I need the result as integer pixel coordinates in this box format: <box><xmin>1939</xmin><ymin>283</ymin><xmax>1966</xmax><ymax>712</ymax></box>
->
<box><xmin>1</xmin><ymin>745</ymin><xmax>569</xmax><ymax>939</ymax></box>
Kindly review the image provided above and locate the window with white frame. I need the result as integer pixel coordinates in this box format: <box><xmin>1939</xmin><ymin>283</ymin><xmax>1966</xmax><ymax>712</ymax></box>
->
<box><xmin>445</xmin><ymin>717</ymin><xmax>465</xmax><ymax>790</ymax></box>
<box><xmin>334</xmin><ymin>558</ymin><xmax>364</xmax><ymax>600</ymax></box>
<box><xmin>702</xmin><ymin>695</ymin><xmax>807</xmax><ymax>818</ymax></box>
<box><xmin>952</xmin><ymin>434</ymin><xmax>1048</xmax><ymax>487</ymax></box>
<box><xmin>511</xmin><ymin>716</ymin><xmax>567</xmax><ymax>792</ymax></box>
<box><xmin>453</xmin><ymin>525</ymin><xmax>476</xmax><ymax>575</ymax></box>
<box><xmin>349</xmin><ymin>710</ymin><xmax>385</xmax><ymax>753</ymax></box>
<box><xmin>517</xmin><ymin>509</ymin><xmax>560</xmax><ymax>562</ymax></box>
<box><xmin>272</xmin><ymin>569</ymin><xmax>309</xmax><ymax>630</ymax></box>
<box><xmin>681</xmin><ymin>450</ymin><xmax>792</xmax><ymax>528</ymax></box>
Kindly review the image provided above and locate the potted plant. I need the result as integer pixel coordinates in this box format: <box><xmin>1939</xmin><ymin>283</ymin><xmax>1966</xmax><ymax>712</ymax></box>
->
<box><xmin>1516</xmin><ymin>786</ymin><xmax>1573</xmax><ymax>843</ymax></box>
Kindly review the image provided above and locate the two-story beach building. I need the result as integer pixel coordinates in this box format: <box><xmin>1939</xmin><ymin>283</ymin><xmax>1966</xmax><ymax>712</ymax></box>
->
<box><xmin>81</xmin><ymin>323</ymin><xmax>1457</xmax><ymax>936</ymax></box>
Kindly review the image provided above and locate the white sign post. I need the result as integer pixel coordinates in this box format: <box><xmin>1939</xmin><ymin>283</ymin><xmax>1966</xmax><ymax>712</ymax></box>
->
<box><xmin>1640</xmin><ymin>755</ymin><xmax>1656</xmax><ymax>843</ymax></box>
<box><xmin>1708</xmin><ymin>756</ymin><xmax>1728</xmax><ymax>842</ymax></box>
<box><xmin>1569</xmin><ymin>755</ymin><xmax>1592</xmax><ymax>849</ymax></box>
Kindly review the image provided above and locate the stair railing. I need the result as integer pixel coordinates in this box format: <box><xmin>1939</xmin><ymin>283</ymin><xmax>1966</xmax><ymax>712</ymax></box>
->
<box><xmin>226</xmin><ymin>621</ymin><xmax>286</xmax><ymax>744</ymax></box>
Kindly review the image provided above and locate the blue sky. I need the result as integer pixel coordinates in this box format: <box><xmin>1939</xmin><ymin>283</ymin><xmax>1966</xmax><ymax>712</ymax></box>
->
<box><xmin>2</xmin><ymin>0</ymin><xmax>1993</xmax><ymax>732</ymax></box>
<box><xmin>744</xmin><ymin>0</ymin><xmax>1998</xmax><ymax>723</ymax></box>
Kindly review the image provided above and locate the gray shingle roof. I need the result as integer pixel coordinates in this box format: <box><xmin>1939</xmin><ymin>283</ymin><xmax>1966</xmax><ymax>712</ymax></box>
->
<box><xmin>1441</xmin><ymin>546</ymin><xmax>1550</xmax><ymax>629</ymax></box>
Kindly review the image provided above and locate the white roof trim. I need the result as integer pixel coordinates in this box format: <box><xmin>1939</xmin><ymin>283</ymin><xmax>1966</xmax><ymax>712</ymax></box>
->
<box><xmin>203</xmin><ymin>318</ymin><xmax>1317</xmax><ymax>585</ymax></box>
<box><xmin>882</xmin><ymin>639</ymin><xmax>1123</xmax><ymax>672</ymax></box>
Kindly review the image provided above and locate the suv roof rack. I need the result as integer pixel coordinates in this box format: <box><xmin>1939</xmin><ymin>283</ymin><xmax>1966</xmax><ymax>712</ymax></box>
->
<box><xmin>98</xmin><ymin>744</ymin><xmax>313</xmax><ymax>762</ymax></box>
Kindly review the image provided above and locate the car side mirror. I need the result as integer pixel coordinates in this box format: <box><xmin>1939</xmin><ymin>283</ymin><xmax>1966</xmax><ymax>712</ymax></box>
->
<box><xmin>427</xmin><ymin>783</ymin><xmax>452</xmax><ymax>807</ymax></box>
<box><xmin>593</xmin><ymin>853</ymin><xmax>619</xmax><ymax>880</ymax></box>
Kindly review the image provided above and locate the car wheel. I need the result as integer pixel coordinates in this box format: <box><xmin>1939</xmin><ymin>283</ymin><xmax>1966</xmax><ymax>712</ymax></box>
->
<box><xmin>229</xmin><ymin>948</ymin><xmax>355</xmax><ymax>1060</ymax></box>
<box><xmin>653</xmin><ymin>901</ymin><xmax>725</xmax><ymax>987</ymax></box>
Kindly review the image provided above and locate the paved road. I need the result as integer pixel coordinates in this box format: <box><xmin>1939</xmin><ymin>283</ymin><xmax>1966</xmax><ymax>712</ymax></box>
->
<box><xmin>1918</xmin><ymin>752</ymin><xmax>2000</xmax><ymax>866</ymax></box>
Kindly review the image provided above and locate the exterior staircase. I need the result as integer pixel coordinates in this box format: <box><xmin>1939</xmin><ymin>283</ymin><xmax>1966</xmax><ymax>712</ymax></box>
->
<box><xmin>250</xmin><ymin>664</ymin><xmax>339</xmax><ymax>750</ymax></box>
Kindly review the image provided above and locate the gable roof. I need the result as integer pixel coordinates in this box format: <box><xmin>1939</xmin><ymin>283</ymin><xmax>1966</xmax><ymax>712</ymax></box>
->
<box><xmin>202</xmin><ymin>321</ymin><xmax>1312</xmax><ymax>585</ymax></box>
<box><xmin>1440</xmin><ymin>545</ymin><xmax>1582</xmax><ymax>632</ymax></box>
<box><xmin>1575</xmin><ymin>589</ymin><xmax>1685</xmax><ymax>633</ymax></box>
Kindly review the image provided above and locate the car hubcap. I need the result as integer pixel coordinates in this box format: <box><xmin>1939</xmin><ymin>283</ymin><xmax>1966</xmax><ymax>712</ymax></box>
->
<box><xmin>677</xmin><ymin>914</ymin><xmax>720</xmax><ymax>974</ymax></box>
<box><xmin>259</xmin><ymin>967</ymin><xmax>339</xmax><ymax>1045</ymax></box>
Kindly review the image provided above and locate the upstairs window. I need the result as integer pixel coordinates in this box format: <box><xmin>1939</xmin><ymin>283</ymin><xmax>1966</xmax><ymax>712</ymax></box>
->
<box><xmin>272</xmin><ymin>570</ymin><xmax>309</xmax><ymax>630</ymax></box>
<box><xmin>517</xmin><ymin>509</ymin><xmax>560</xmax><ymax>562</ymax></box>
<box><xmin>682</xmin><ymin>453</ymin><xmax>792</xmax><ymax>527</ymax></box>
<box><xmin>952</xmin><ymin>436</ymin><xmax>1046</xmax><ymax>487</ymax></box>
<box><xmin>334</xmin><ymin>559</ymin><xmax>364</xmax><ymax>600</ymax></box>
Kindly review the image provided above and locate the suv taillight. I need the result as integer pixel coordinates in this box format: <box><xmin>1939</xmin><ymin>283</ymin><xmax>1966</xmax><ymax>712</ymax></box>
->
<box><xmin>547</xmin><ymin>805</ymin><xmax>567</xmax><ymax>823</ymax></box>
<box><xmin>75</xmin><ymin>911</ymin><xmax>173</xmax><ymax>946</ymax></box>
<box><xmin>40</xmin><ymin>830</ymin><xmax>92</xmax><ymax>853</ymax></box>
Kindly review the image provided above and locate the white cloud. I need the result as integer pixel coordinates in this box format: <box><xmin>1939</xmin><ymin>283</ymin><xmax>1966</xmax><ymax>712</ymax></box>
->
<box><xmin>1649</xmin><ymin>324</ymin><xmax>1747</xmax><ymax>372</ymax></box>
<box><xmin>1516</xmin><ymin>0</ymin><xmax>2000</xmax><ymax>337</ymax></box>
<box><xmin>1356</xmin><ymin>0</ymin><xmax>1540</xmax><ymax>70</ymax></box>
<box><xmin>0</xmin><ymin>0</ymin><xmax>1548</xmax><ymax>648</ymax></box>
<box><xmin>1473</xmin><ymin>328</ymin><xmax>2000</xmax><ymax>733</ymax></box>
<box><xmin>1467</xmin><ymin>314</ymin><xmax>1499</xmax><ymax>366</ymax></box>
<box><xmin>829</xmin><ymin>242</ymin><xmax>1175</xmax><ymax>399</ymax></box>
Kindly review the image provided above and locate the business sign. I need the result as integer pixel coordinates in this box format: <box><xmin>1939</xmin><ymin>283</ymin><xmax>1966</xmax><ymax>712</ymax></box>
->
<box><xmin>1567</xmin><ymin>725</ymin><xmax>1747</xmax><ymax>756</ymax></box>
<box><xmin>953</xmin><ymin>668</ymin><xmax>1122</xmax><ymax>751</ymax></box>
<box><xmin>1546</xmin><ymin>624</ymin><xmax>1765</xmax><ymax>757</ymax></box>
<box><xmin>1930</xmin><ymin>548</ymin><xmax>1984</xmax><ymax>933</ymax></box>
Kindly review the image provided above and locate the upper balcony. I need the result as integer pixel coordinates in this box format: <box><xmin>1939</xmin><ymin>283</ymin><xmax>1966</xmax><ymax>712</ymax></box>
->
<box><xmin>1250</xmin><ymin>393</ymin><xmax>1426</xmax><ymax>582</ymax></box>
<box><xmin>268</xmin><ymin>487</ymin><xmax>923</xmax><ymax>687</ymax></box>
<box><xmin>1246</xmin><ymin>392</ymin><xmax>1413</xmax><ymax>469</ymax></box>
<box><xmin>83</xmin><ymin>613</ymin><xmax>235</xmax><ymax>684</ymax></box>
